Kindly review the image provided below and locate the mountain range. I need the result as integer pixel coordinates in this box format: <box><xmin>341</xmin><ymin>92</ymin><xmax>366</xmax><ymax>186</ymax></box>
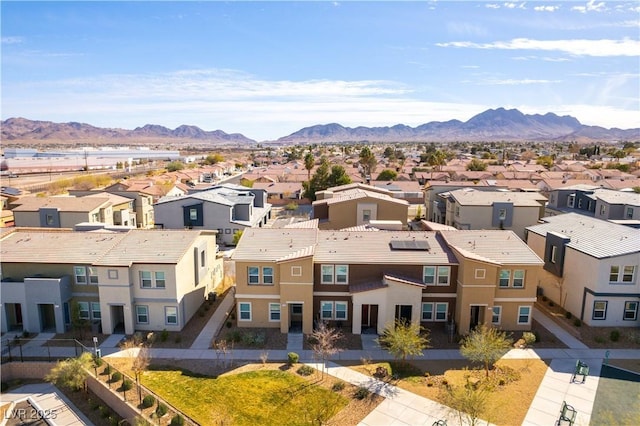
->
<box><xmin>2</xmin><ymin>108</ymin><xmax>638</xmax><ymax>145</ymax></box>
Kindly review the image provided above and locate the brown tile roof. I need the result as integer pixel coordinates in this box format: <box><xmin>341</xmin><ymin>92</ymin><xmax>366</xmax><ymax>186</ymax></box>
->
<box><xmin>440</xmin><ymin>230</ymin><xmax>544</xmax><ymax>266</ymax></box>
<box><xmin>12</xmin><ymin>196</ymin><xmax>111</xmax><ymax>212</ymax></box>
<box><xmin>232</xmin><ymin>228</ymin><xmax>318</xmax><ymax>262</ymax></box>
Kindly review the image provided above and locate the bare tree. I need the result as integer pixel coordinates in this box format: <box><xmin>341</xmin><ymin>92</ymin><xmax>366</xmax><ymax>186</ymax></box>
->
<box><xmin>310</xmin><ymin>322</ymin><xmax>343</xmax><ymax>379</ymax></box>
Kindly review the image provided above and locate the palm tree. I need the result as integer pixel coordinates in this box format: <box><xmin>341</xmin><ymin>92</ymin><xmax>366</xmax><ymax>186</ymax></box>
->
<box><xmin>304</xmin><ymin>152</ymin><xmax>315</xmax><ymax>181</ymax></box>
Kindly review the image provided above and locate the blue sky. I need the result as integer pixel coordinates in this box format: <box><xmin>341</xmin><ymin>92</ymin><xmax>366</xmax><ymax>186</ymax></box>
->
<box><xmin>2</xmin><ymin>1</ymin><xmax>639</xmax><ymax>141</ymax></box>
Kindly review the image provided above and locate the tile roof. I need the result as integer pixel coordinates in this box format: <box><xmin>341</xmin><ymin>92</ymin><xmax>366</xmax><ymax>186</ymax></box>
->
<box><xmin>526</xmin><ymin>213</ymin><xmax>640</xmax><ymax>259</ymax></box>
<box><xmin>440</xmin><ymin>230</ymin><xmax>544</xmax><ymax>265</ymax></box>
<box><xmin>12</xmin><ymin>196</ymin><xmax>111</xmax><ymax>212</ymax></box>
<box><xmin>592</xmin><ymin>189</ymin><xmax>640</xmax><ymax>206</ymax></box>
<box><xmin>232</xmin><ymin>228</ymin><xmax>318</xmax><ymax>262</ymax></box>
<box><xmin>316</xmin><ymin>188</ymin><xmax>409</xmax><ymax>206</ymax></box>
<box><xmin>447</xmin><ymin>189</ymin><xmax>546</xmax><ymax>206</ymax></box>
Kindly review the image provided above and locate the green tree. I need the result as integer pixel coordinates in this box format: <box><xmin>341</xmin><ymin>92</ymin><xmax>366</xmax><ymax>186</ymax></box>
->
<box><xmin>466</xmin><ymin>159</ymin><xmax>488</xmax><ymax>171</ymax></box>
<box><xmin>302</xmin><ymin>159</ymin><xmax>351</xmax><ymax>201</ymax></box>
<box><xmin>203</xmin><ymin>154</ymin><xmax>224</xmax><ymax>165</ymax></box>
<box><xmin>304</xmin><ymin>152</ymin><xmax>315</xmax><ymax>181</ymax></box>
<box><xmin>240</xmin><ymin>178</ymin><xmax>254</xmax><ymax>188</ymax></box>
<box><xmin>376</xmin><ymin>320</ymin><xmax>430</xmax><ymax>364</ymax></box>
<box><xmin>444</xmin><ymin>379</ymin><xmax>488</xmax><ymax>426</ymax></box>
<box><xmin>166</xmin><ymin>161</ymin><xmax>185</xmax><ymax>172</ymax></box>
<box><xmin>232</xmin><ymin>230</ymin><xmax>244</xmax><ymax>246</ymax></box>
<box><xmin>71</xmin><ymin>301</ymin><xmax>89</xmax><ymax>340</ymax></box>
<box><xmin>536</xmin><ymin>156</ymin><xmax>554</xmax><ymax>169</ymax></box>
<box><xmin>45</xmin><ymin>352</ymin><xmax>93</xmax><ymax>392</ymax></box>
<box><xmin>376</xmin><ymin>169</ymin><xmax>398</xmax><ymax>181</ymax></box>
<box><xmin>359</xmin><ymin>146</ymin><xmax>377</xmax><ymax>178</ymax></box>
<box><xmin>459</xmin><ymin>323</ymin><xmax>513</xmax><ymax>378</ymax></box>
<box><xmin>426</xmin><ymin>150</ymin><xmax>446</xmax><ymax>172</ymax></box>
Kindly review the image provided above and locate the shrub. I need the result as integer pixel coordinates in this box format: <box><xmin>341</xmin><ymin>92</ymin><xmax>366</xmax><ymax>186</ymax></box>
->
<box><xmin>94</xmin><ymin>356</ymin><xmax>103</xmax><ymax>367</ymax></box>
<box><xmin>226</xmin><ymin>330</ymin><xmax>242</xmax><ymax>343</ymax></box>
<box><xmin>288</xmin><ymin>352</ymin><xmax>299</xmax><ymax>365</ymax></box>
<box><xmin>111</xmin><ymin>372</ymin><xmax>122</xmax><ymax>382</ymax></box>
<box><xmin>103</xmin><ymin>365</ymin><xmax>111</xmax><ymax>376</ymax></box>
<box><xmin>573</xmin><ymin>319</ymin><xmax>582</xmax><ymax>327</ymax></box>
<box><xmin>99</xmin><ymin>406</ymin><xmax>110</xmax><ymax>418</ymax></box>
<box><xmin>142</xmin><ymin>395</ymin><xmax>156</xmax><ymax>408</ymax></box>
<box><xmin>610</xmin><ymin>330</ymin><xmax>620</xmax><ymax>342</ymax></box>
<box><xmin>594</xmin><ymin>336</ymin><xmax>606</xmax><ymax>344</ymax></box>
<box><xmin>160</xmin><ymin>329</ymin><xmax>169</xmax><ymax>342</ymax></box>
<box><xmin>296</xmin><ymin>365</ymin><xmax>314</xmax><ymax>376</ymax></box>
<box><xmin>198</xmin><ymin>309</ymin><xmax>205</xmax><ymax>317</ymax></box>
<box><xmin>533</xmin><ymin>330</ymin><xmax>541</xmax><ymax>343</ymax></box>
<box><xmin>332</xmin><ymin>381</ymin><xmax>345</xmax><ymax>392</ymax></box>
<box><xmin>354</xmin><ymin>386</ymin><xmax>370</xmax><ymax>400</ymax></box>
<box><xmin>156</xmin><ymin>403</ymin><xmax>168</xmax><ymax>417</ymax></box>
<box><xmin>542</xmin><ymin>296</ymin><xmax>548</xmax><ymax>302</ymax></box>
<box><xmin>565</xmin><ymin>311</ymin><xmax>572</xmax><ymax>319</ymax></box>
<box><xmin>121</xmin><ymin>379</ymin><xmax>133</xmax><ymax>391</ymax></box>
<box><xmin>549</xmin><ymin>301</ymin><xmax>555</xmax><ymax>307</ymax></box>
<box><xmin>284</xmin><ymin>202</ymin><xmax>299</xmax><ymax>211</ymax></box>
<box><xmin>522</xmin><ymin>332</ymin><xmax>536</xmax><ymax>346</ymax></box>
<box><xmin>170</xmin><ymin>415</ymin><xmax>185</xmax><ymax>426</ymax></box>
<box><xmin>226</xmin><ymin>321</ymin><xmax>232</xmax><ymax>328</ymax></box>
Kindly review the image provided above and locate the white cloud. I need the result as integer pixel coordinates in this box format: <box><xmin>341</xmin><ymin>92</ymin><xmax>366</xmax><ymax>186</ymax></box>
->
<box><xmin>511</xmin><ymin>55</ymin><xmax>570</xmax><ymax>62</ymax></box>
<box><xmin>436</xmin><ymin>37</ymin><xmax>640</xmax><ymax>57</ymax></box>
<box><xmin>534</xmin><ymin>5</ymin><xmax>560</xmax><ymax>12</ymax></box>
<box><xmin>1</xmin><ymin>36</ymin><xmax>24</xmax><ymax>44</ymax></box>
<box><xmin>503</xmin><ymin>2</ymin><xmax>527</xmax><ymax>9</ymax></box>
<box><xmin>485</xmin><ymin>4</ymin><xmax>501</xmax><ymax>9</ymax></box>
<box><xmin>572</xmin><ymin>0</ymin><xmax>607</xmax><ymax>13</ymax></box>
<box><xmin>478</xmin><ymin>78</ymin><xmax>562</xmax><ymax>85</ymax></box>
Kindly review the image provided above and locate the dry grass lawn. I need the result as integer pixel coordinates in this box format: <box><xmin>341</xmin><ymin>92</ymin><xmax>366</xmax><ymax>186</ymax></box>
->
<box><xmin>345</xmin><ymin>358</ymin><xmax>549</xmax><ymax>426</ymax></box>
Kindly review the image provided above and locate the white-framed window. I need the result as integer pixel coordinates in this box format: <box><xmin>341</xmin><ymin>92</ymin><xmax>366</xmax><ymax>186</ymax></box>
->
<box><xmin>455</xmin><ymin>206</ymin><xmax>460</xmax><ymax>217</ymax></box>
<box><xmin>140</xmin><ymin>271</ymin><xmax>152</xmax><ymax>288</ymax></box>
<box><xmin>593</xmin><ymin>301</ymin><xmax>607</xmax><ymax>320</ymax></box>
<box><xmin>189</xmin><ymin>208</ymin><xmax>198</xmax><ymax>221</ymax></box>
<box><xmin>627</xmin><ymin>207</ymin><xmax>634</xmax><ymax>219</ymax></box>
<box><xmin>88</xmin><ymin>267</ymin><xmax>98</xmax><ymax>283</ymax></box>
<box><xmin>136</xmin><ymin>305</ymin><xmax>149</xmax><ymax>324</ymax></box>
<box><xmin>321</xmin><ymin>301</ymin><xmax>333</xmax><ymax>320</ymax></box>
<box><xmin>498</xmin><ymin>209</ymin><xmax>507</xmax><ymax>221</ymax></box>
<box><xmin>269</xmin><ymin>303</ymin><xmax>281</xmax><ymax>321</ymax></box>
<box><xmin>91</xmin><ymin>302</ymin><xmax>101</xmax><ymax>319</ymax></box>
<box><xmin>421</xmin><ymin>302</ymin><xmax>447</xmax><ymax>322</ymax></box>
<box><xmin>475</xmin><ymin>269</ymin><xmax>486</xmax><ymax>279</ymax></box>
<box><xmin>423</xmin><ymin>266</ymin><xmax>436</xmax><ymax>285</ymax></box>
<box><xmin>291</xmin><ymin>266</ymin><xmax>302</xmax><ymax>276</ymax></box>
<box><xmin>609</xmin><ymin>266</ymin><xmax>620</xmax><ymax>282</ymax></box>
<box><xmin>262</xmin><ymin>267</ymin><xmax>274</xmax><ymax>284</ymax></box>
<box><xmin>77</xmin><ymin>301</ymin><xmax>90</xmax><ymax>320</ymax></box>
<box><xmin>335</xmin><ymin>302</ymin><xmax>348</xmax><ymax>320</ymax></box>
<box><xmin>624</xmin><ymin>301</ymin><xmax>638</xmax><ymax>321</ymax></box>
<box><xmin>108</xmin><ymin>269</ymin><xmax>118</xmax><ymax>279</ymax></box>
<box><xmin>321</xmin><ymin>265</ymin><xmax>348</xmax><ymax>284</ymax></box>
<box><xmin>577</xmin><ymin>199</ymin><xmax>583</xmax><ymax>209</ymax></box>
<box><xmin>499</xmin><ymin>269</ymin><xmax>510</xmax><ymax>287</ymax></box>
<box><xmin>363</xmin><ymin>209</ymin><xmax>371</xmax><ymax>221</ymax></box>
<box><xmin>437</xmin><ymin>266</ymin><xmax>451</xmax><ymax>285</ymax></box>
<box><xmin>239</xmin><ymin>303</ymin><xmax>251</xmax><ymax>321</ymax></box>
<box><xmin>622</xmin><ymin>266</ymin><xmax>636</xmax><ymax>283</ymax></box>
<box><xmin>513</xmin><ymin>270</ymin><xmax>525</xmax><ymax>288</ymax></box>
<box><xmin>165</xmin><ymin>307</ymin><xmax>178</xmax><ymax>325</ymax></box>
<box><xmin>517</xmin><ymin>306</ymin><xmax>531</xmax><ymax>325</ymax></box>
<box><xmin>46</xmin><ymin>214</ymin><xmax>55</xmax><ymax>225</ymax></box>
<box><xmin>74</xmin><ymin>266</ymin><xmax>87</xmax><ymax>284</ymax></box>
<box><xmin>568</xmin><ymin>194</ymin><xmax>575</xmax><ymax>208</ymax></box>
<box><xmin>550</xmin><ymin>245</ymin><xmax>557</xmax><ymax>263</ymax></box>
<box><xmin>155</xmin><ymin>271</ymin><xmax>166</xmax><ymax>288</ymax></box>
<box><xmin>248</xmin><ymin>267</ymin><xmax>260</xmax><ymax>284</ymax></box>
<box><xmin>492</xmin><ymin>306</ymin><xmax>502</xmax><ymax>325</ymax></box>
<box><xmin>600</xmin><ymin>205</ymin><xmax>606</xmax><ymax>215</ymax></box>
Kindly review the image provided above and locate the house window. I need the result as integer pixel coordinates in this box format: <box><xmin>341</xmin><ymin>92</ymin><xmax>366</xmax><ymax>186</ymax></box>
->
<box><xmin>262</xmin><ymin>267</ymin><xmax>274</xmax><ymax>284</ymax></box>
<box><xmin>200</xmin><ymin>250</ymin><xmax>206</xmax><ymax>268</ymax></box>
<box><xmin>513</xmin><ymin>270</ymin><xmax>525</xmax><ymax>288</ymax></box>
<box><xmin>239</xmin><ymin>303</ymin><xmax>251</xmax><ymax>321</ymax></box>
<box><xmin>248</xmin><ymin>267</ymin><xmax>260</xmax><ymax>284</ymax></box>
<box><xmin>593</xmin><ymin>301</ymin><xmax>607</xmax><ymax>320</ymax></box>
<box><xmin>568</xmin><ymin>195</ymin><xmax>575</xmax><ymax>208</ymax></box>
<box><xmin>423</xmin><ymin>267</ymin><xmax>436</xmax><ymax>285</ymax></box>
<box><xmin>550</xmin><ymin>246</ymin><xmax>557</xmax><ymax>264</ymax></box>
<box><xmin>435</xmin><ymin>303</ymin><xmax>448</xmax><ymax>321</ymax></box>
<box><xmin>321</xmin><ymin>265</ymin><xmax>334</xmax><ymax>284</ymax></box>
<box><xmin>363</xmin><ymin>209</ymin><xmax>371</xmax><ymax>221</ymax></box>
<box><xmin>499</xmin><ymin>270</ymin><xmax>511</xmax><ymax>288</ymax></box>
<box><xmin>492</xmin><ymin>306</ymin><xmax>502</xmax><ymax>325</ymax></box>
<box><xmin>46</xmin><ymin>214</ymin><xmax>54</xmax><ymax>225</ymax></box>
<box><xmin>609</xmin><ymin>266</ymin><xmax>620</xmax><ymax>282</ymax></box>
<box><xmin>269</xmin><ymin>303</ymin><xmax>281</xmax><ymax>321</ymax></box>
<box><xmin>475</xmin><ymin>269</ymin><xmax>486</xmax><ymax>279</ymax></box>
<box><xmin>421</xmin><ymin>302</ymin><xmax>447</xmax><ymax>321</ymax></box>
<box><xmin>422</xmin><ymin>303</ymin><xmax>433</xmax><ymax>321</ymax></box>
<box><xmin>335</xmin><ymin>302</ymin><xmax>348</xmax><ymax>320</ymax></box>
<box><xmin>92</xmin><ymin>212</ymin><xmax>100</xmax><ymax>222</ymax></box>
<box><xmin>140</xmin><ymin>271</ymin><xmax>152</xmax><ymax>288</ymax></box>
<box><xmin>455</xmin><ymin>206</ymin><xmax>460</xmax><ymax>217</ymax></box>
<box><xmin>155</xmin><ymin>271</ymin><xmax>166</xmax><ymax>288</ymax></box>
<box><xmin>87</xmin><ymin>267</ymin><xmax>99</xmax><ymax>284</ymax></box>
<box><xmin>321</xmin><ymin>302</ymin><xmax>333</xmax><ymax>320</ymax></box>
<box><xmin>321</xmin><ymin>265</ymin><xmax>348</xmax><ymax>284</ymax></box>
<box><xmin>624</xmin><ymin>301</ymin><xmax>638</xmax><ymax>321</ymax></box>
<box><xmin>74</xmin><ymin>266</ymin><xmax>87</xmax><ymax>284</ymax></box>
<box><xmin>225</xmin><ymin>229</ymin><xmax>231</xmax><ymax>234</ymax></box>
<box><xmin>622</xmin><ymin>266</ymin><xmax>636</xmax><ymax>283</ymax></box>
<box><xmin>437</xmin><ymin>266</ymin><xmax>450</xmax><ymax>285</ymax></box>
<box><xmin>600</xmin><ymin>205</ymin><xmax>606</xmax><ymax>215</ymax></box>
<box><xmin>108</xmin><ymin>269</ymin><xmax>118</xmax><ymax>279</ymax></box>
<box><xmin>77</xmin><ymin>302</ymin><xmax>90</xmax><ymax>320</ymax></box>
<box><xmin>136</xmin><ymin>306</ymin><xmax>149</xmax><ymax>324</ymax></box>
<box><xmin>165</xmin><ymin>306</ymin><xmax>178</xmax><ymax>325</ymax></box>
<box><xmin>627</xmin><ymin>207</ymin><xmax>634</xmax><ymax>219</ymax></box>
<box><xmin>189</xmin><ymin>208</ymin><xmax>198</xmax><ymax>221</ymax></box>
<box><xmin>498</xmin><ymin>209</ymin><xmax>507</xmax><ymax>221</ymax></box>
<box><xmin>517</xmin><ymin>306</ymin><xmax>531</xmax><ymax>324</ymax></box>
<box><xmin>91</xmin><ymin>302</ymin><xmax>101</xmax><ymax>319</ymax></box>
<box><xmin>577</xmin><ymin>199</ymin><xmax>583</xmax><ymax>209</ymax></box>
<box><xmin>291</xmin><ymin>266</ymin><xmax>302</xmax><ymax>276</ymax></box>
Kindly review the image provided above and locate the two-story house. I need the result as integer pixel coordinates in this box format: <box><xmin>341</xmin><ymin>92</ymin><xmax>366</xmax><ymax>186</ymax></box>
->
<box><xmin>526</xmin><ymin>213</ymin><xmax>640</xmax><ymax>327</ymax></box>
<box><xmin>0</xmin><ymin>228</ymin><xmax>223</xmax><ymax>335</ymax></box>
<box><xmin>154</xmin><ymin>185</ymin><xmax>272</xmax><ymax>245</ymax></box>
<box><xmin>12</xmin><ymin>196</ymin><xmax>115</xmax><ymax>228</ymax></box>
<box><xmin>423</xmin><ymin>181</ymin><xmax>508</xmax><ymax>224</ymax></box>
<box><xmin>232</xmin><ymin>227</ymin><xmax>543</xmax><ymax>335</ymax></box>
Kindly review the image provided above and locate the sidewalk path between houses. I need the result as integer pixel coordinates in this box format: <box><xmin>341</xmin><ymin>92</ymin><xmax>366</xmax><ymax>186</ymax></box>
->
<box><xmin>190</xmin><ymin>289</ymin><xmax>235</xmax><ymax>350</ymax></box>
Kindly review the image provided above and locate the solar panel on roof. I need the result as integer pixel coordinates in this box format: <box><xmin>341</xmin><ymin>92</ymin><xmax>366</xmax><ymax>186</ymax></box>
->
<box><xmin>389</xmin><ymin>240</ymin><xmax>430</xmax><ymax>250</ymax></box>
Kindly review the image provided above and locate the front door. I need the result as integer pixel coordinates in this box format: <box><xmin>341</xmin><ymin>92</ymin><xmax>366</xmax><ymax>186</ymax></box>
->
<box><xmin>361</xmin><ymin>304</ymin><xmax>379</xmax><ymax>331</ymax></box>
<box><xmin>395</xmin><ymin>305</ymin><xmax>412</xmax><ymax>324</ymax></box>
<box><xmin>469</xmin><ymin>306</ymin><xmax>481</xmax><ymax>331</ymax></box>
<box><xmin>111</xmin><ymin>305</ymin><xmax>125</xmax><ymax>333</ymax></box>
<box><xmin>289</xmin><ymin>304</ymin><xmax>303</xmax><ymax>333</ymax></box>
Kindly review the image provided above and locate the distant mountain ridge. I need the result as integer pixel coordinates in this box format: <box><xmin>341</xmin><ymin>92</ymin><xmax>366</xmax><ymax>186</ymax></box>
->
<box><xmin>1</xmin><ymin>117</ymin><xmax>257</xmax><ymax>145</ymax></box>
<box><xmin>2</xmin><ymin>108</ymin><xmax>638</xmax><ymax>145</ymax></box>
<box><xmin>278</xmin><ymin>108</ymin><xmax>639</xmax><ymax>143</ymax></box>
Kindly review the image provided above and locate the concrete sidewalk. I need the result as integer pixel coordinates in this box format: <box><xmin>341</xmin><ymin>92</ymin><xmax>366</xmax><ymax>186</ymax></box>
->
<box><xmin>190</xmin><ymin>289</ymin><xmax>235</xmax><ymax>349</ymax></box>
